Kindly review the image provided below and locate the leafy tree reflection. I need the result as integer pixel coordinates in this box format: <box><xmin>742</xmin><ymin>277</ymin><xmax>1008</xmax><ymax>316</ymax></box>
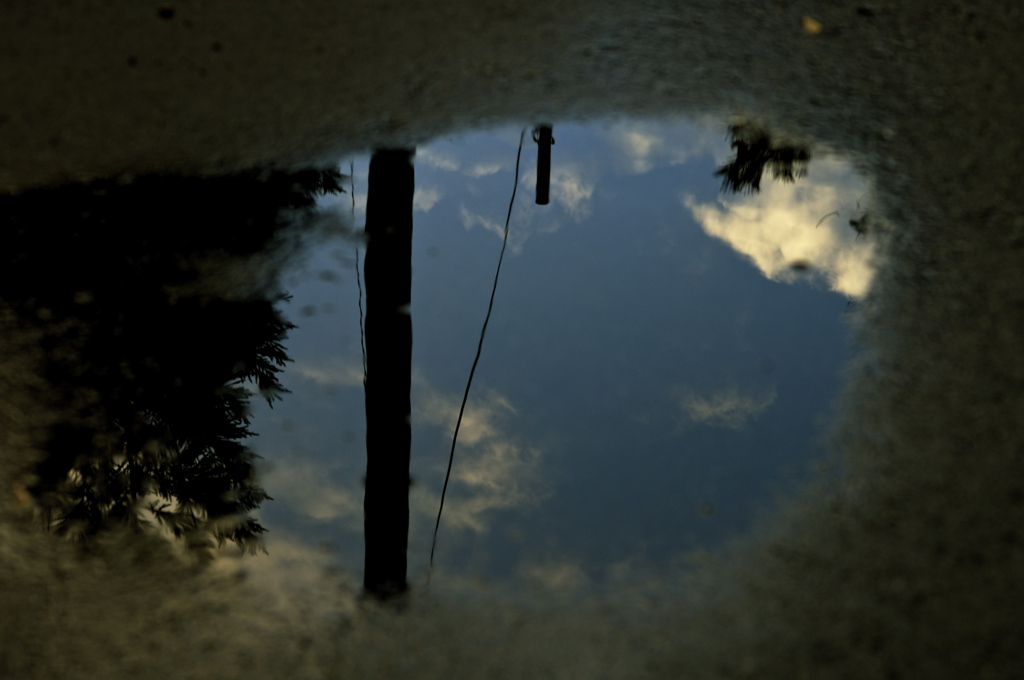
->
<box><xmin>714</xmin><ymin>123</ymin><xmax>811</xmax><ymax>194</ymax></box>
<box><xmin>0</xmin><ymin>168</ymin><xmax>343</xmax><ymax>556</ymax></box>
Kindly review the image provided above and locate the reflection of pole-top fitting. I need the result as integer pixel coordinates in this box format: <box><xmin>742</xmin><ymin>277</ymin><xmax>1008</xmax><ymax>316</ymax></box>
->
<box><xmin>532</xmin><ymin>125</ymin><xmax>554</xmax><ymax>206</ymax></box>
<box><xmin>532</xmin><ymin>126</ymin><xmax>555</xmax><ymax>144</ymax></box>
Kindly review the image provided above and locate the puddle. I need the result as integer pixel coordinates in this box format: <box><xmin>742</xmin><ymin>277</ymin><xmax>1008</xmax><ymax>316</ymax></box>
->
<box><xmin>3</xmin><ymin>3</ymin><xmax>1022</xmax><ymax>678</ymax></box>
<box><xmin>253</xmin><ymin>119</ymin><xmax>874</xmax><ymax>591</ymax></box>
<box><xmin>0</xmin><ymin>116</ymin><xmax>877</xmax><ymax>677</ymax></box>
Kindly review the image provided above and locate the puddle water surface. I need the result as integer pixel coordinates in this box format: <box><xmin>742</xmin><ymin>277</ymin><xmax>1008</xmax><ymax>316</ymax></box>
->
<box><xmin>243</xmin><ymin>118</ymin><xmax>874</xmax><ymax>591</ymax></box>
<box><xmin>0</xmin><ymin>116</ymin><xmax>878</xmax><ymax>678</ymax></box>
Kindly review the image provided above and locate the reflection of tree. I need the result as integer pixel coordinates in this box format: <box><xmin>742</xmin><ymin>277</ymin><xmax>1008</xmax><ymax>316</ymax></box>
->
<box><xmin>36</xmin><ymin>297</ymin><xmax>293</xmax><ymax>555</ymax></box>
<box><xmin>0</xmin><ymin>168</ymin><xmax>343</xmax><ymax>555</ymax></box>
<box><xmin>714</xmin><ymin>123</ymin><xmax>811</xmax><ymax>194</ymax></box>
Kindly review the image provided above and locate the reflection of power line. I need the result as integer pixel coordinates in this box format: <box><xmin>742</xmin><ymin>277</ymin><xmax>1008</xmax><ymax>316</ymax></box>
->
<box><xmin>429</xmin><ymin>128</ymin><xmax>527</xmax><ymax>580</ymax></box>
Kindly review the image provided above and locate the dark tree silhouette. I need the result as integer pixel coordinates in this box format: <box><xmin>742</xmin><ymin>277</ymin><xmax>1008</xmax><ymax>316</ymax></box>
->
<box><xmin>714</xmin><ymin>123</ymin><xmax>811</xmax><ymax>194</ymax></box>
<box><xmin>33</xmin><ymin>295</ymin><xmax>295</xmax><ymax>555</ymax></box>
<box><xmin>362</xmin><ymin>148</ymin><xmax>415</xmax><ymax>599</ymax></box>
<box><xmin>0</xmin><ymin>167</ymin><xmax>344</xmax><ymax>555</ymax></box>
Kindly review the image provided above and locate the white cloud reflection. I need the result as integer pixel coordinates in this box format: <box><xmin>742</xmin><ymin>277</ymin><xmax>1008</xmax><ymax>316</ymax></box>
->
<box><xmin>413</xmin><ymin>383</ymin><xmax>546</xmax><ymax>533</ymax></box>
<box><xmin>468</xmin><ymin>162</ymin><xmax>504</xmax><ymax>178</ymax></box>
<box><xmin>522</xmin><ymin>164</ymin><xmax>595</xmax><ymax>222</ymax></box>
<box><xmin>270</xmin><ymin>362</ymin><xmax>544</xmax><ymax>536</ymax></box>
<box><xmin>459</xmin><ymin>203</ymin><xmax>530</xmax><ymax>254</ymax></box>
<box><xmin>416</xmin><ymin>147</ymin><xmax>460</xmax><ymax>171</ymax></box>
<box><xmin>417</xmin><ymin>140</ymin><xmax>510</xmax><ymax>179</ymax></box>
<box><xmin>291</xmin><ymin>358</ymin><xmax>365</xmax><ymax>388</ymax></box>
<box><xmin>413</xmin><ymin>186</ymin><xmax>443</xmax><ymax>212</ymax></box>
<box><xmin>421</xmin><ymin>121</ymin><xmax>722</xmax><ymax>255</ymax></box>
<box><xmin>210</xmin><ymin>536</ymin><xmax>361</xmax><ymax>623</ymax></box>
<box><xmin>678</xmin><ymin>386</ymin><xmax>776</xmax><ymax>429</ymax></box>
<box><xmin>602</xmin><ymin>119</ymin><xmax>716</xmax><ymax>174</ymax></box>
<box><xmin>683</xmin><ymin>157</ymin><xmax>876</xmax><ymax>298</ymax></box>
<box><xmin>519</xmin><ymin>561</ymin><xmax>590</xmax><ymax>591</ymax></box>
<box><xmin>265</xmin><ymin>460</ymin><xmax>363</xmax><ymax>526</ymax></box>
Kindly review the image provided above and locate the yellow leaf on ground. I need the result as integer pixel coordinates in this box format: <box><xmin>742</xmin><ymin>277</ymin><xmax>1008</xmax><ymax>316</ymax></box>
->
<box><xmin>802</xmin><ymin>16</ymin><xmax>823</xmax><ymax>34</ymax></box>
<box><xmin>11</xmin><ymin>482</ymin><xmax>32</xmax><ymax>508</ymax></box>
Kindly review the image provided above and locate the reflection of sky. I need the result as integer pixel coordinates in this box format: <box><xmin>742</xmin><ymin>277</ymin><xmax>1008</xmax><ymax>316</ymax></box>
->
<box><xmin>248</xmin><ymin>119</ymin><xmax>870</xmax><ymax>588</ymax></box>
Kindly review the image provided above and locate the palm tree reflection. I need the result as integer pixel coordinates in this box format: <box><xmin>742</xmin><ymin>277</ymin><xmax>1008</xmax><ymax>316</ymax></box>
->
<box><xmin>713</xmin><ymin>123</ymin><xmax>811</xmax><ymax>194</ymax></box>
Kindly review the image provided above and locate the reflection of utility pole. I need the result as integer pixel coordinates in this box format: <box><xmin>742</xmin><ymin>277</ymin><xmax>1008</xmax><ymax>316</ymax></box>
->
<box><xmin>362</xmin><ymin>148</ymin><xmax>414</xmax><ymax>600</ymax></box>
<box><xmin>533</xmin><ymin>125</ymin><xmax>554</xmax><ymax>205</ymax></box>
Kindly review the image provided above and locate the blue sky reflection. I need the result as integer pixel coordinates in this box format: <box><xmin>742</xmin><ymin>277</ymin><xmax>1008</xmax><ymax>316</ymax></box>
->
<box><xmin>246</xmin><ymin>119</ymin><xmax>870</xmax><ymax>590</ymax></box>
